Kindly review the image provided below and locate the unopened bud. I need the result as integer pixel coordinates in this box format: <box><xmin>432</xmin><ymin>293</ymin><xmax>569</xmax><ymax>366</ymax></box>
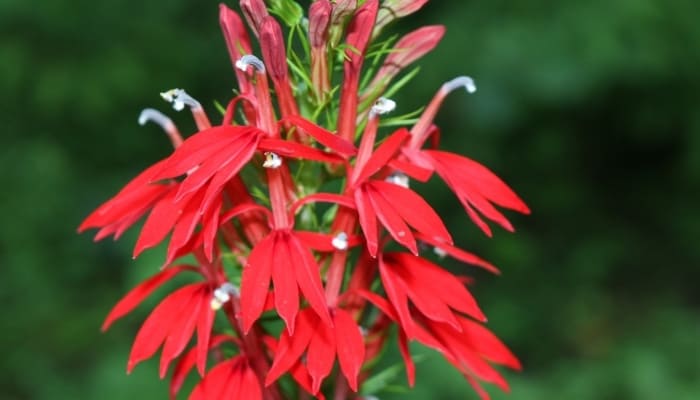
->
<box><xmin>260</xmin><ymin>16</ymin><xmax>288</xmax><ymax>80</ymax></box>
<box><xmin>309</xmin><ymin>0</ymin><xmax>332</xmax><ymax>48</ymax></box>
<box><xmin>240</xmin><ymin>0</ymin><xmax>268</xmax><ymax>36</ymax></box>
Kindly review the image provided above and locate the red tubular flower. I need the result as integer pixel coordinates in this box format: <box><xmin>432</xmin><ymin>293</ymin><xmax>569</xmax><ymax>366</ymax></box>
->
<box><xmin>189</xmin><ymin>356</ymin><xmax>262</xmax><ymax>400</ymax></box>
<box><xmin>308</xmin><ymin>0</ymin><xmax>332</xmax><ymax>100</ymax></box>
<box><xmin>124</xmin><ymin>282</ymin><xmax>215</xmax><ymax>377</ymax></box>
<box><xmin>240</xmin><ymin>230</ymin><xmax>332</xmax><ymax>334</ymax></box>
<box><xmin>265</xmin><ymin>308</ymin><xmax>365</xmax><ymax>394</ymax></box>
<box><xmin>379</xmin><ymin>252</ymin><xmax>486</xmax><ymax>338</ymax></box>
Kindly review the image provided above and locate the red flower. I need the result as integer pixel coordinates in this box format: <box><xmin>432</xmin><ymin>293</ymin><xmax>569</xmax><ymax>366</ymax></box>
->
<box><xmin>240</xmin><ymin>230</ymin><xmax>332</xmax><ymax>334</ymax></box>
<box><xmin>265</xmin><ymin>308</ymin><xmax>365</xmax><ymax>394</ymax></box>
<box><xmin>189</xmin><ymin>355</ymin><xmax>262</xmax><ymax>400</ymax></box>
<box><xmin>378</xmin><ymin>252</ymin><xmax>486</xmax><ymax>338</ymax></box>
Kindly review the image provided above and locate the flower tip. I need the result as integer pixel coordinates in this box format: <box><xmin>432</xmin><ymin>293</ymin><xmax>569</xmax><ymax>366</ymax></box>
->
<box><xmin>138</xmin><ymin>108</ymin><xmax>172</xmax><ymax>128</ymax></box>
<box><xmin>160</xmin><ymin>88</ymin><xmax>201</xmax><ymax>111</ymax></box>
<box><xmin>443</xmin><ymin>76</ymin><xmax>477</xmax><ymax>94</ymax></box>
<box><xmin>235</xmin><ymin>54</ymin><xmax>266</xmax><ymax>73</ymax></box>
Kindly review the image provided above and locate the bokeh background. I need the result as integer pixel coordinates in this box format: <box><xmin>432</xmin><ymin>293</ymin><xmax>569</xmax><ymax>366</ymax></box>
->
<box><xmin>1</xmin><ymin>0</ymin><xmax>698</xmax><ymax>399</ymax></box>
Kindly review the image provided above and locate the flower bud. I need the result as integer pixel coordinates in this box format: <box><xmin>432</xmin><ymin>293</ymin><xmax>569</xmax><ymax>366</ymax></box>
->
<box><xmin>309</xmin><ymin>0</ymin><xmax>332</xmax><ymax>48</ymax></box>
<box><xmin>240</xmin><ymin>0</ymin><xmax>269</xmax><ymax>36</ymax></box>
<box><xmin>375</xmin><ymin>0</ymin><xmax>428</xmax><ymax>33</ymax></box>
<box><xmin>260</xmin><ymin>16</ymin><xmax>288</xmax><ymax>81</ymax></box>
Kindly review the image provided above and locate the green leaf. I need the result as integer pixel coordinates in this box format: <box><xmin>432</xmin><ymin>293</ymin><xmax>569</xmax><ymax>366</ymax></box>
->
<box><xmin>267</xmin><ymin>0</ymin><xmax>304</xmax><ymax>27</ymax></box>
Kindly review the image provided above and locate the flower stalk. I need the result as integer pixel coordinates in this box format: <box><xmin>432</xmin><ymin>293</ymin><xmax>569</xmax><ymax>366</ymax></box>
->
<box><xmin>80</xmin><ymin>1</ymin><xmax>529</xmax><ymax>399</ymax></box>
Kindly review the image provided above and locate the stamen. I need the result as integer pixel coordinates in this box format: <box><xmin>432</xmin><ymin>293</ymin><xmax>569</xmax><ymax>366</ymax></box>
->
<box><xmin>331</xmin><ymin>232</ymin><xmax>349</xmax><ymax>251</ymax></box>
<box><xmin>263</xmin><ymin>152</ymin><xmax>282</xmax><ymax>169</ymax></box>
<box><xmin>385</xmin><ymin>172</ymin><xmax>410</xmax><ymax>188</ymax></box>
<box><xmin>442</xmin><ymin>76</ymin><xmax>476</xmax><ymax>94</ymax></box>
<box><xmin>370</xmin><ymin>97</ymin><xmax>396</xmax><ymax>118</ymax></box>
<box><xmin>160</xmin><ymin>88</ymin><xmax>201</xmax><ymax>112</ymax></box>
<box><xmin>137</xmin><ymin>108</ymin><xmax>183</xmax><ymax>148</ymax></box>
<box><xmin>433</xmin><ymin>247</ymin><xmax>447</xmax><ymax>259</ymax></box>
<box><xmin>235</xmin><ymin>54</ymin><xmax>266</xmax><ymax>73</ymax></box>
<box><xmin>138</xmin><ymin>108</ymin><xmax>173</xmax><ymax>129</ymax></box>
<box><xmin>210</xmin><ymin>283</ymin><xmax>239</xmax><ymax>310</ymax></box>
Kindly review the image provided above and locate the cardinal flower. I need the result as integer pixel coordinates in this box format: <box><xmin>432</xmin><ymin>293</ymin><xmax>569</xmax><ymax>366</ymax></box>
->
<box><xmin>82</xmin><ymin>1</ymin><xmax>529</xmax><ymax>399</ymax></box>
<box><xmin>189</xmin><ymin>355</ymin><xmax>262</xmax><ymax>400</ymax></box>
<box><xmin>265</xmin><ymin>308</ymin><xmax>365</xmax><ymax>394</ymax></box>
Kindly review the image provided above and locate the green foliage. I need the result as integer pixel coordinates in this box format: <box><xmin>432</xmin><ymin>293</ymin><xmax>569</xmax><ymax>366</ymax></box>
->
<box><xmin>1</xmin><ymin>0</ymin><xmax>698</xmax><ymax>399</ymax></box>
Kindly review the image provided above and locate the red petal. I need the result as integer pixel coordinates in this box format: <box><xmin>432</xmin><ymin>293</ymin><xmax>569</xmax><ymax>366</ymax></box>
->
<box><xmin>353</xmin><ymin>128</ymin><xmax>410</xmax><ymax>185</ymax></box>
<box><xmin>160</xmin><ymin>286</ymin><xmax>206</xmax><ymax>377</ymax></box>
<box><xmin>266</xmin><ymin>310</ymin><xmax>316</xmax><ymax>385</ymax></box>
<box><xmin>366</xmin><ymin>185</ymin><xmax>418</xmax><ymax>254</ymax></box>
<box><xmin>258</xmin><ymin>138</ymin><xmax>345</xmax><ymax>164</ymax></box>
<box><xmin>154</xmin><ymin>126</ymin><xmax>251</xmax><ymax>180</ymax></box>
<box><xmin>397</xmin><ymin>330</ymin><xmax>415</xmax><ymax>387</ymax></box>
<box><xmin>240</xmin><ymin>233</ymin><xmax>275</xmax><ymax>333</ymax></box>
<box><xmin>306</xmin><ymin>323</ymin><xmax>335</xmax><ymax>393</ymax></box>
<box><xmin>385</xmin><ymin>254</ymin><xmax>462</xmax><ymax>329</ymax></box>
<box><xmin>101</xmin><ymin>265</ymin><xmax>193</xmax><ymax>331</ymax></box>
<box><xmin>170</xmin><ymin>344</ymin><xmax>197</xmax><ymax>399</ymax></box>
<box><xmin>272</xmin><ymin>233</ymin><xmax>300</xmax><ymax>333</ymax></box>
<box><xmin>282</xmin><ymin>115</ymin><xmax>357</xmax><ymax>157</ymax></box>
<box><xmin>388</xmin><ymin>158</ymin><xmax>433</xmax><ymax>182</ymax></box>
<box><xmin>354</xmin><ymin>188</ymin><xmax>379</xmax><ymax>257</ymax></box>
<box><xmin>178</xmin><ymin>132</ymin><xmax>259</xmax><ymax>203</ymax></box>
<box><xmin>239</xmin><ymin>358</ymin><xmax>263</xmax><ymax>400</ymax></box>
<box><xmin>378</xmin><ymin>258</ymin><xmax>416</xmax><ymax>338</ymax></box>
<box><xmin>289</xmin><ymin>193</ymin><xmax>356</xmax><ymax>216</ymax></box>
<box><xmin>127</xmin><ymin>284</ymin><xmax>201</xmax><ymax>373</ymax></box>
<box><xmin>460</xmin><ymin>318</ymin><xmax>521</xmax><ymax>370</ymax></box>
<box><xmin>333</xmin><ymin>309</ymin><xmax>365</xmax><ymax>392</ymax></box>
<box><xmin>390</xmin><ymin>253</ymin><xmax>486</xmax><ymax>322</ymax></box>
<box><xmin>415</xmin><ymin>232</ymin><xmax>500</xmax><ymax>274</ymax></box>
<box><xmin>196</xmin><ymin>296</ymin><xmax>216</xmax><ymax>375</ymax></box>
<box><xmin>132</xmin><ymin>189</ymin><xmax>182</xmax><ymax>258</ymax></box>
<box><xmin>219</xmin><ymin>202</ymin><xmax>273</xmax><ymax>226</ymax></box>
<box><xmin>371</xmin><ymin>180</ymin><xmax>452</xmax><ymax>245</ymax></box>
<box><xmin>287</xmin><ymin>233</ymin><xmax>332</xmax><ymax>326</ymax></box>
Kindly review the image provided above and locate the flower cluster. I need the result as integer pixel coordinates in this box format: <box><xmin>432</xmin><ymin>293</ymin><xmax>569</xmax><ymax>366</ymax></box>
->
<box><xmin>80</xmin><ymin>1</ymin><xmax>529</xmax><ymax>399</ymax></box>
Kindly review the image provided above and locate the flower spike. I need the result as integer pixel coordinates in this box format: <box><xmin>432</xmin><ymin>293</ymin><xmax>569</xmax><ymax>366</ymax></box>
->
<box><xmin>82</xmin><ymin>3</ymin><xmax>528</xmax><ymax>399</ymax></box>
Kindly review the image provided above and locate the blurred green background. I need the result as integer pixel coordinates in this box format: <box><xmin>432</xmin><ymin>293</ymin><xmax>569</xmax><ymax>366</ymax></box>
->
<box><xmin>1</xmin><ymin>0</ymin><xmax>698</xmax><ymax>399</ymax></box>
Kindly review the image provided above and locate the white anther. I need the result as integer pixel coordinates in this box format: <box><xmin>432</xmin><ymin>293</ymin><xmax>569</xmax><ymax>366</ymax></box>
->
<box><xmin>160</xmin><ymin>88</ymin><xmax>201</xmax><ymax>112</ymax></box>
<box><xmin>442</xmin><ymin>76</ymin><xmax>476</xmax><ymax>94</ymax></box>
<box><xmin>433</xmin><ymin>247</ymin><xmax>447</xmax><ymax>259</ymax></box>
<box><xmin>138</xmin><ymin>108</ymin><xmax>173</xmax><ymax>129</ymax></box>
<box><xmin>331</xmin><ymin>232</ymin><xmax>349</xmax><ymax>251</ymax></box>
<box><xmin>210</xmin><ymin>283</ymin><xmax>239</xmax><ymax>310</ymax></box>
<box><xmin>235</xmin><ymin>54</ymin><xmax>266</xmax><ymax>73</ymax></box>
<box><xmin>370</xmin><ymin>97</ymin><xmax>396</xmax><ymax>118</ymax></box>
<box><xmin>263</xmin><ymin>152</ymin><xmax>282</xmax><ymax>169</ymax></box>
<box><xmin>359</xmin><ymin>326</ymin><xmax>369</xmax><ymax>337</ymax></box>
<box><xmin>385</xmin><ymin>172</ymin><xmax>410</xmax><ymax>188</ymax></box>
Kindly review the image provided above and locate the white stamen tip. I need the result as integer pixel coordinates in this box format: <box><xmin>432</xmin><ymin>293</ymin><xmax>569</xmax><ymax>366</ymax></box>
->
<box><xmin>443</xmin><ymin>76</ymin><xmax>476</xmax><ymax>94</ymax></box>
<box><xmin>138</xmin><ymin>108</ymin><xmax>173</xmax><ymax>128</ymax></box>
<box><xmin>160</xmin><ymin>88</ymin><xmax>201</xmax><ymax>112</ymax></box>
<box><xmin>370</xmin><ymin>97</ymin><xmax>396</xmax><ymax>118</ymax></box>
<box><xmin>433</xmin><ymin>247</ymin><xmax>447</xmax><ymax>259</ymax></box>
<box><xmin>210</xmin><ymin>283</ymin><xmax>239</xmax><ymax>310</ymax></box>
<box><xmin>236</xmin><ymin>54</ymin><xmax>266</xmax><ymax>73</ymax></box>
<box><xmin>332</xmin><ymin>232</ymin><xmax>349</xmax><ymax>251</ymax></box>
<box><xmin>386</xmin><ymin>172</ymin><xmax>410</xmax><ymax>188</ymax></box>
<box><xmin>263</xmin><ymin>152</ymin><xmax>282</xmax><ymax>169</ymax></box>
